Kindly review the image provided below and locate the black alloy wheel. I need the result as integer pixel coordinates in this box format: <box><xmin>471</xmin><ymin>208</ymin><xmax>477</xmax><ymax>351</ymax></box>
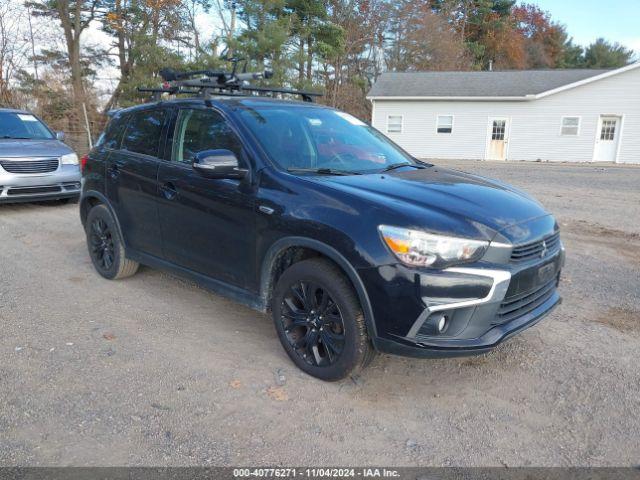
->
<box><xmin>89</xmin><ymin>217</ymin><xmax>115</xmax><ymax>271</ymax></box>
<box><xmin>85</xmin><ymin>204</ymin><xmax>139</xmax><ymax>280</ymax></box>
<box><xmin>280</xmin><ymin>281</ymin><xmax>346</xmax><ymax>367</ymax></box>
<box><xmin>271</xmin><ymin>258</ymin><xmax>375</xmax><ymax>381</ymax></box>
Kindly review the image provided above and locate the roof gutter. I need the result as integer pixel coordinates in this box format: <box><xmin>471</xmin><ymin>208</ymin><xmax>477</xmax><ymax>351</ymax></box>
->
<box><xmin>366</xmin><ymin>95</ymin><xmax>535</xmax><ymax>102</ymax></box>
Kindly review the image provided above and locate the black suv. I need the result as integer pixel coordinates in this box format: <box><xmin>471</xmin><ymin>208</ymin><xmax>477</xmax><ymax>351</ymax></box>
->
<box><xmin>80</xmin><ymin>97</ymin><xmax>564</xmax><ymax>381</ymax></box>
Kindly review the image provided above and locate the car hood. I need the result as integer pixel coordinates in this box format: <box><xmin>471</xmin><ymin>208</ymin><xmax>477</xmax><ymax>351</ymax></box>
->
<box><xmin>0</xmin><ymin>139</ymin><xmax>73</xmax><ymax>158</ymax></box>
<box><xmin>306</xmin><ymin>166</ymin><xmax>551</xmax><ymax>242</ymax></box>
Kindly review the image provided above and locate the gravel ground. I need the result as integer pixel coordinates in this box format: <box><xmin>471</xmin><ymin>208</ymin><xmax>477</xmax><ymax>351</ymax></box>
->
<box><xmin>1</xmin><ymin>160</ymin><xmax>639</xmax><ymax>467</ymax></box>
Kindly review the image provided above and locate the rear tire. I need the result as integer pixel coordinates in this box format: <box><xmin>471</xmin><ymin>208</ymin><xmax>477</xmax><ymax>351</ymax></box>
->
<box><xmin>85</xmin><ymin>204</ymin><xmax>139</xmax><ymax>280</ymax></box>
<box><xmin>271</xmin><ymin>258</ymin><xmax>376</xmax><ymax>381</ymax></box>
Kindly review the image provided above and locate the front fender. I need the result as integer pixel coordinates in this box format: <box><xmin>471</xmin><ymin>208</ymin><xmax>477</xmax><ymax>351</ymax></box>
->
<box><xmin>259</xmin><ymin>236</ymin><xmax>379</xmax><ymax>345</ymax></box>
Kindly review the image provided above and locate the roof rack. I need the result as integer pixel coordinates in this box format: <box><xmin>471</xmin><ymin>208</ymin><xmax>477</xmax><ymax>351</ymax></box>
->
<box><xmin>137</xmin><ymin>58</ymin><xmax>322</xmax><ymax>103</ymax></box>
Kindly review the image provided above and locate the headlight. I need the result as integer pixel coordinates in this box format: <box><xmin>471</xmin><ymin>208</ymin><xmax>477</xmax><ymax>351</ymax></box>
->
<box><xmin>378</xmin><ymin>225</ymin><xmax>488</xmax><ymax>268</ymax></box>
<box><xmin>60</xmin><ymin>153</ymin><xmax>79</xmax><ymax>165</ymax></box>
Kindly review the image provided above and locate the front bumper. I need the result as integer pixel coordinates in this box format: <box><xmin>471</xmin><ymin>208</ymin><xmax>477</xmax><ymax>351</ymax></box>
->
<box><xmin>362</xmin><ymin>241</ymin><xmax>565</xmax><ymax>358</ymax></box>
<box><xmin>376</xmin><ymin>288</ymin><xmax>561</xmax><ymax>358</ymax></box>
<box><xmin>0</xmin><ymin>165</ymin><xmax>81</xmax><ymax>203</ymax></box>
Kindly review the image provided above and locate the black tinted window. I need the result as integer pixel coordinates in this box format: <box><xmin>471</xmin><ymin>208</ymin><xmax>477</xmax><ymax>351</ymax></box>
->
<box><xmin>121</xmin><ymin>109</ymin><xmax>166</xmax><ymax>157</ymax></box>
<box><xmin>100</xmin><ymin>114</ymin><xmax>128</xmax><ymax>149</ymax></box>
<box><xmin>237</xmin><ymin>106</ymin><xmax>414</xmax><ymax>173</ymax></box>
<box><xmin>172</xmin><ymin>109</ymin><xmax>244</xmax><ymax>164</ymax></box>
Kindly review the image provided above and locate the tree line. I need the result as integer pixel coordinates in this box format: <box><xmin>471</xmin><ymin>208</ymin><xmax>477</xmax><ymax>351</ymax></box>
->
<box><xmin>0</xmin><ymin>0</ymin><xmax>635</xmax><ymax>153</ymax></box>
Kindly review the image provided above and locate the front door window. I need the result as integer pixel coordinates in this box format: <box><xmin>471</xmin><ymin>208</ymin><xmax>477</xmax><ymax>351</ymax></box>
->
<box><xmin>172</xmin><ymin>109</ymin><xmax>245</xmax><ymax>166</ymax></box>
<box><xmin>491</xmin><ymin>120</ymin><xmax>506</xmax><ymax>141</ymax></box>
<box><xmin>600</xmin><ymin>119</ymin><xmax>617</xmax><ymax>141</ymax></box>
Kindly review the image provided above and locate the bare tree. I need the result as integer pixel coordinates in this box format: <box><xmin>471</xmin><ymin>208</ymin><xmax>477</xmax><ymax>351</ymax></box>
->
<box><xmin>28</xmin><ymin>0</ymin><xmax>104</xmax><ymax>137</ymax></box>
<box><xmin>0</xmin><ymin>1</ymin><xmax>31</xmax><ymax>105</ymax></box>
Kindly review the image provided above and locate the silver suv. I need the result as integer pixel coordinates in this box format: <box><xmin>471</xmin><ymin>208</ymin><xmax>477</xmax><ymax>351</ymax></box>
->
<box><xmin>0</xmin><ymin>108</ymin><xmax>81</xmax><ymax>204</ymax></box>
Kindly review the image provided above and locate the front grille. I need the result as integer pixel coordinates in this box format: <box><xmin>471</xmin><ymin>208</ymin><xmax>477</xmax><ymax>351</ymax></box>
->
<box><xmin>510</xmin><ymin>231</ymin><xmax>561</xmax><ymax>263</ymax></box>
<box><xmin>0</xmin><ymin>157</ymin><xmax>59</xmax><ymax>174</ymax></box>
<box><xmin>496</xmin><ymin>278</ymin><xmax>557</xmax><ymax>324</ymax></box>
<box><xmin>6</xmin><ymin>185</ymin><xmax>62</xmax><ymax>196</ymax></box>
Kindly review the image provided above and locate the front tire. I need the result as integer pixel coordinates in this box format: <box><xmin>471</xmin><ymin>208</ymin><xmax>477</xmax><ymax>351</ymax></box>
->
<box><xmin>271</xmin><ymin>258</ymin><xmax>375</xmax><ymax>381</ymax></box>
<box><xmin>85</xmin><ymin>204</ymin><xmax>139</xmax><ymax>280</ymax></box>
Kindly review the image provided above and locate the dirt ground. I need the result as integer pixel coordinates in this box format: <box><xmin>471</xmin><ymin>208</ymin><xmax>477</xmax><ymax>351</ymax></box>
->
<box><xmin>1</xmin><ymin>160</ymin><xmax>639</xmax><ymax>467</ymax></box>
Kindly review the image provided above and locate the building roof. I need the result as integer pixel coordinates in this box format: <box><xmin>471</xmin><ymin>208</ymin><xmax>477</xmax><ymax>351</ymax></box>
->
<box><xmin>367</xmin><ymin>65</ymin><xmax>640</xmax><ymax>100</ymax></box>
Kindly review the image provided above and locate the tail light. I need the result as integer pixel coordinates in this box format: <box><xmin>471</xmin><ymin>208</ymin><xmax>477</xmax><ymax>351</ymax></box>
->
<box><xmin>80</xmin><ymin>154</ymin><xmax>89</xmax><ymax>174</ymax></box>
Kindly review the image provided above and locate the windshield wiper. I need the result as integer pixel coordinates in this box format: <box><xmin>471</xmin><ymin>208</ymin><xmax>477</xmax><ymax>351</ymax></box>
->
<box><xmin>380</xmin><ymin>162</ymin><xmax>423</xmax><ymax>173</ymax></box>
<box><xmin>1</xmin><ymin>136</ymin><xmax>31</xmax><ymax>139</ymax></box>
<box><xmin>287</xmin><ymin>167</ymin><xmax>362</xmax><ymax>176</ymax></box>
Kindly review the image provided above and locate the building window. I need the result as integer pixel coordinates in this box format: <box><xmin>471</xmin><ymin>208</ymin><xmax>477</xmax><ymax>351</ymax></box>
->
<box><xmin>600</xmin><ymin>119</ymin><xmax>616</xmax><ymax>140</ymax></box>
<box><xmin>491</xmin><ymin>120</ymin><xmax>506</xmax><ymax>140</ymax></box>
<box><xmin>387</xmin><ymin>115</ymin><xmax>403</xmax><ymax>133</ymax></box>
<box><xmin>561</xmin><ymin>117</ymin><xmax>580</xmax><ymax>136</ymax></box>
<box><xmin>437</xmin><ymin>115</ymin><xmax>454</xmax><ymax>134</ymax></box>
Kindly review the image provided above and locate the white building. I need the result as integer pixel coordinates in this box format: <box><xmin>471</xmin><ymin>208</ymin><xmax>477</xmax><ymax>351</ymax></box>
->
<box><xmin>368</xmin><ymin>63</ymin><xmax>640</xmax><ymax>163</ymax></box>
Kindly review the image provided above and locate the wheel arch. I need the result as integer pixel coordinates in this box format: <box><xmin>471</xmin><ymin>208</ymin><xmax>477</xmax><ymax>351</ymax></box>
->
<box><xmin>260</xmin><ymin>236</ymin><xmax>378</xmax><ymax>342</ymax></box>
<box><xmin>80</xmin><ymin>191</ymin><xmax>125</xmax><ymax>245</ymax></box>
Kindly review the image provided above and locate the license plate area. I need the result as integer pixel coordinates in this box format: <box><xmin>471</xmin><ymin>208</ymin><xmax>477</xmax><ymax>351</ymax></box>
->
<box><xmin>505</xmin><ymin>253</ymin><xmax>561</xmax><ymax>299</ymax></box>
<box><xmin>537</xmin><ymin>263</ymin><xmax>556</xmax><ymax>284</ymax></box>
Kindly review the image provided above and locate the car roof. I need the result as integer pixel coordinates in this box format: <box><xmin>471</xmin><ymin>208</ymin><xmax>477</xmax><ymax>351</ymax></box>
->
<box><xmin>0</xmin><ymin>107</ymin><xmax>31</xmax><ymax>115</ymax></box>
<box><xmin>111</xmin><ymin>96</ymin><xmax>330</xmax><ymax>116</ymax></box>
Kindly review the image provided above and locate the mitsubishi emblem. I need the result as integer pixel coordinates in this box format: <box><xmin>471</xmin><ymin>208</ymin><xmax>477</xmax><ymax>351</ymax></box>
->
<box><xmin>540</xmin><ymin>240</ymin><xmax>548</xmax><ymax>258</ymax></box>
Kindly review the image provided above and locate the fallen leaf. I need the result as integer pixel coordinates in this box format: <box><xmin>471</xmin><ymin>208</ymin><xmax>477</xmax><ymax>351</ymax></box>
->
<box><xmin>229</xmin><ymin>379</ymin><xmax>242</xmax><ymax>389</ymax></box>
<box><xmin>266</xmin><ymin>386</ymin><xmax>288</xmax><ymax>401</ymax></box>
<box><xmin>102</xmin><ymin>332</ymin><xmax>116</xmax><ymax>341</ymax></box>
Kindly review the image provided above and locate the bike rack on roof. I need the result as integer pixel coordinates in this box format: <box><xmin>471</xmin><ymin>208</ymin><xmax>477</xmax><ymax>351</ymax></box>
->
<box><xmin>137</xmin><ymin>58</ymin><xmax>322</xmax><ymax>103</ymax></box>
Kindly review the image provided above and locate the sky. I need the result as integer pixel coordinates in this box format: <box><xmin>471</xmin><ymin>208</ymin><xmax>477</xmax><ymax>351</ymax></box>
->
<box><xmin>534</xmin><ymin>0</ymin><xmax>640</xmax><ymax>54</ymax></box>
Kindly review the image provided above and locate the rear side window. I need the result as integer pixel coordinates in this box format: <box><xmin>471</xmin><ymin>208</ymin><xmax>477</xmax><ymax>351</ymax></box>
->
<box><xmin>121</xmin><ymin>109</ymin><xmax>166</xmax><ymax>157</ymax></box>
<box><xmin>99</xmin><ymin>114</ymin><xmax>129</xmax><ymax>149</ymax></box>
<box><xmin>172</xmin><ymin>109</ymin><xmax>245</xmax><ymax>165</ymax></box>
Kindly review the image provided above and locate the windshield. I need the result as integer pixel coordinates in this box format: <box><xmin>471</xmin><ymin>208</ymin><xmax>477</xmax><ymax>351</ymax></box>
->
<box><xmin>0</xmin><ymin>112</ymin><xmax>54</xmax><ymax>140</ymax></box>
<box><xmin>236</xmin><ymin>105</ymin><xmax>416</xmax><ymax>173</ymax></box>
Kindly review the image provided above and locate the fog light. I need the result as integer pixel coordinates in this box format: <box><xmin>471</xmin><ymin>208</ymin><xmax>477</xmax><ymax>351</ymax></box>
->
<box><xmin>419</xmin><ymin>312</ymin><xmax>453</xmax><ymax>337</ymax></box>
<box><xmin>437</xmin><ymin>315</ymin><xmax>447</xmax><ymax>333</ymax></box>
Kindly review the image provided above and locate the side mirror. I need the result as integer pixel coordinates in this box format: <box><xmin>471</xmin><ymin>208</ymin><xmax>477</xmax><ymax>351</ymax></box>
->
<box><xmin>56</xmin><ymin>131</ymin><xmax>65</xmax><ymax>141</ymax></box>
<box><xmin>192</xmin><ymin>149</ymin><xmax>247</xmax><ymax>179</ymax></box>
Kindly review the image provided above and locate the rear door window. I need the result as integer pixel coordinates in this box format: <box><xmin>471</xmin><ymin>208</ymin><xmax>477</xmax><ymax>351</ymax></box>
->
<box><xmin>99</xmin><ymin>114</ymin><xmax>129</xmax><ymax>150</ymax></box>
<box><xmin>121</xmin><ymin>109</ymin><xmax>166</xmax><ymax>157</ymax></box>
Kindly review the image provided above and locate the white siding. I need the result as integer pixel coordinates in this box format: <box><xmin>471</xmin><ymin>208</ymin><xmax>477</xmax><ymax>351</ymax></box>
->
<box><xmin>372</xmin><ymin>66</ymin><xmax>640</xmax><ymax>164</ymax></box>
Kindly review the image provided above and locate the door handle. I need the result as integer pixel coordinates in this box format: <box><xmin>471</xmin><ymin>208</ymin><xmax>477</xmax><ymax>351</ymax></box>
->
<box><xmin>258</xmin><ymin>205</ymin><xmax>275</xmax><ymax>215</ymax></box>
<box><xmin>160</xmin><ymin>182</ymin><xmax>178</xmax><ymax>200</ymax></box>
<box><xmin>108</xmin><ymin>164</ymin><xmax>119</xmax><ymax>179</ymax></box>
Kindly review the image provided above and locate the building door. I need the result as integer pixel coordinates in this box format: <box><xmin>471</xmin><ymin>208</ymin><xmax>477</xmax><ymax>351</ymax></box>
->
<box><xmin>594</xmin><ymin>116</ymin><xmax>621</xmax><ymax>162</ymax></box>
<box><xmin>487</xmin><ymin>117</ymin><xmax>509</xmax><ymax>160</ymax></box>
